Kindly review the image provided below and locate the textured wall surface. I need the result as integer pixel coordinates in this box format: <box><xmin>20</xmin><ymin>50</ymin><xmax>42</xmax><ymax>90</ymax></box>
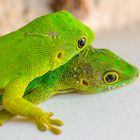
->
<box><xmin>0</xmin><ymin>0</ymin><xmax>139</xmax><ymax>35</ymax></box>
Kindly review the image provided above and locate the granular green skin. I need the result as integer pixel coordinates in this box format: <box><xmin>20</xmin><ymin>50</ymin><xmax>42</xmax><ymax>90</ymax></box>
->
<box><xmin>0</xmin><ymin>10</ymin><xmax>94</xmax><ymax>134</ymax></box>
<box><xmin>24</xmin><ymin>47</ymin><xmax>138</xmax><ymax>104</ymax></box>
<box><xmin>0</xmin><ymin>47</ymin><xmax>138</xmax><ymax>134</ymax></box>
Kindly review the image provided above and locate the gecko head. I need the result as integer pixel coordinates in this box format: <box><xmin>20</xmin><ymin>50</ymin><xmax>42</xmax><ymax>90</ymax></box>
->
<box><xmin>79</xmin><ymin>48</ymin><xmax>139</xmax><ymax>93</ymax></box>
<box><xmin>60</xmin><ymin>47</ymin><xmax>139</xmax><ymax>93</ymax></box>
<box><xmin>46</xmin><ymin>10</ymin><xmax>94</xmax><ymax>71</ymax></box>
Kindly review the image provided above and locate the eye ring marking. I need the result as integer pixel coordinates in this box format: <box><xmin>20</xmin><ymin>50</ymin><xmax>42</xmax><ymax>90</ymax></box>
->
<box><xmin>81</xmin><ymin>79</ymin><xmax>89</xmax><ymax>86</ymax></box>
<box><xmin>78</xmin><ymin>36</ymin><xmax>86</xmax><ymax>49</ymax></box>
<box><xmin>103</xmin><ymin>71</ymin><xmax>119</xmax><ymax>84</ymax></box>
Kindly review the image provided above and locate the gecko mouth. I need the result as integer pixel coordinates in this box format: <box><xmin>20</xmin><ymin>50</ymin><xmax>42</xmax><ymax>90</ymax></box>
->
<box><xmin>57</xmin><ymin>76</ymin><xmax>139</xmax><ymax>94</ymax></box>
<box><xmin>56</xmin><ymin>89</ymin><xmax>93</xmax><ymax>94</ymax></box>
<box><xmin>106</xmin><ymin>75</ymin><xmax>139</xmax><ymax>91</ymax></box>
<box><xmin>56</xmin><ymin>69</ymin><xmax>139</xmax><ymax>94</ymax></box>
<box><xmin>57</xmin><ymin>88</ymin><xmax>90</xmax><ymax>94</ymax></box>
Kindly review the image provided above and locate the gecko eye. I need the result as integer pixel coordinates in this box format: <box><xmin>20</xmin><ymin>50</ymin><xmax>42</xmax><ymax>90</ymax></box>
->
<box><xmin>103</xmin><ymin>71</ymin><xmax>119</xmax><ymax>84</ymax></box>
<box><xmin>78</xmin><ymin>37</ymin><xmax>86</xmax><ymax>49</ymax></box>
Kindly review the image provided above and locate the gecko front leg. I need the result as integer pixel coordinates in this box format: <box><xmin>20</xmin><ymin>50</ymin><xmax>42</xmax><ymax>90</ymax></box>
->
<box><xmin>2</xmin><ymin>77</ymin><xmax>63</xmax><ymax>134</ymax></box>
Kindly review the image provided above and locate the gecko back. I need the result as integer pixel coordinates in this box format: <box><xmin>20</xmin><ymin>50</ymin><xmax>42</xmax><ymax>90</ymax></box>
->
<box><xmin>0</xmin><ymin>10</ymin><xmax>94</xmax><ymax>88</ymax></box>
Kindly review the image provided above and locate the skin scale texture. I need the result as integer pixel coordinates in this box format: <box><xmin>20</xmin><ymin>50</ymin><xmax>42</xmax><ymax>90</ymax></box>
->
<box><xmin>0</xmin><ymin>10</ymin><xmax>94</xmax><ymax>134</ymax></box>
<box><xmin>0</xmin><ymin>47</ymin><xmax>138</xmax><ymax>134</ymax></box>
<box><xmin>26</xmin><ymin>47</ymin><xmax>138</xmax><ymax>100</ymax></box>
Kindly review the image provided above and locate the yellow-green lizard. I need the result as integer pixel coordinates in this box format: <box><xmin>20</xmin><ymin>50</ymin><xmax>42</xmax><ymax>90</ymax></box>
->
<box><xmin>0</xmin><ymin>46</ymin><xmax>138</xmax><ymax>134</ymax></box>
<box><xmin>0</xmin><ymin>10</ymin><xmax>94</xmax><ymax>134</ymax></box>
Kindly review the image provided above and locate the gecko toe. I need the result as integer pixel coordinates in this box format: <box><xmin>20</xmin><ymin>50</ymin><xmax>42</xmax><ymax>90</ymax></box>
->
<box><xmin>35</xmin><ymin>112</ymin><xmax>63</xmax><ymax>134</ymax></box>
<box><xmin>46</xmin><ymin>112</ymin><xmax>54</xmax><ymax>117</ymax></box>
<box><xmin>48</xmin><ymin>118</ymin><xmax>64</xmax><ymax>126</ymax></box>
<box><xmin>48</xmin><ymin>125</ymin><xmax>62</xmax><ymax>135</ymax></box>
<box><xmin>36</xmin><ymin>122</ymin><xmax>47</xmax><ymax>131</ymax></box>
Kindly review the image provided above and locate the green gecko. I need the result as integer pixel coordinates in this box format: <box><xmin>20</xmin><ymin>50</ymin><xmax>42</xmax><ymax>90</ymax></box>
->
<box><xmin>25</xmin><ymin>47</ymin><xmax>138</xmax><ymax>99</ymax></box>
<box><xmin>0</xmin><ymin>10</ymin><xmax>94</xmax><ymax>134</ymax></box>
<box><xmin>0</xmin><ymin>46</ymin><xmax>138</xmax><ymax>134</ymax></box>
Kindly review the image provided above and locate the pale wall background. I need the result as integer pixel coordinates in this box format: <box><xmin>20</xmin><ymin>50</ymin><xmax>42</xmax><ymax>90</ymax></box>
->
<box><xmin>0</xmin><ymin>0</ymin><xmax>139</xmax><ymax>35</ymax></box>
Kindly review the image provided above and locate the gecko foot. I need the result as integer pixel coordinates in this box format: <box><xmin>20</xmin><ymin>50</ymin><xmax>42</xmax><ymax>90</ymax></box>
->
<box><xmin>0</xmin><ymin>109</ymin><xmax>15</xmax><ymax>126</ymax></box>
<box><xmin>35</xmin><ymin>112</ymin><xmax>64</xmax><ymax>134</ymax></box>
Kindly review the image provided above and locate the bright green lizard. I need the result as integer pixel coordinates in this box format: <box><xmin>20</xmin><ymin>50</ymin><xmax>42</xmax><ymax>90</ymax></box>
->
<box><xmin>0</xmin><ymin>46</ymin><xmax>138</xmax><ymax>134</ymax></box>
<box><xmin>0</xmin><ymin>10</ymin><xmax>94</xmax><ymax>134</ymax></box>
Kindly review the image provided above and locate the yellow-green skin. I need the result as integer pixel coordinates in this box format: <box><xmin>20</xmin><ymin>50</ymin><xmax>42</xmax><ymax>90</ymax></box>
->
<box><xmin>25</xmin><ymin>47</ymin><xmax>138</xmax><ymax>102</ymax></box>
<box><xmin>0</xmin><ymin>47</ymin><xmax>138</xmax><ymax>134</ymax></box>
<box><xmin>0</xmin><ymin>10</ymin><xmax>94</xmax><ymax>134</ymax></box>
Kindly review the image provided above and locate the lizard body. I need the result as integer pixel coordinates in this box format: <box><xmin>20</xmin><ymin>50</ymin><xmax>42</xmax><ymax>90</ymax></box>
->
<box><xmin>0</xmin><ymin>47</ymin><xmax>138</xmax><ymax>134</ymax></box>
<box><xmin>0</xmin><ymin>11</ymin><xmax>94</xmax><ymax>134</ymax></box>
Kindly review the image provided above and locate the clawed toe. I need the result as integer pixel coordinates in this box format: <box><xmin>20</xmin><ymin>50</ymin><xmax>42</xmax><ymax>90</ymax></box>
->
<box><xmin>48</xmin><ymin>125</ymin><xmax>61</xmax><ymax>135</ymax></box>
<box><xmin>36</xmin><ymin>121</ymin><xmax>47</xmax><ymax>131</ymax></box>
<box><xmin>48</xmin><ymin>118</ymin><xmax>64</xmax><ymax>126</ymax></box>
<box><xmin>35</xmin><ymin>112</ymin><xmax>63</xmax><ymax>134</ymax></box>
<box><xmin>46</xmin><ymin>112</ymin><xmax>54</xmax><ymax>117</ymax></box>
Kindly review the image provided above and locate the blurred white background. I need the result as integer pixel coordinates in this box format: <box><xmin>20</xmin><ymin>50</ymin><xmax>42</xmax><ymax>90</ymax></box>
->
<box><xmin>0</xmin><ymin>0</ymin><xmax>140</xmax><ymax>34</ymax></box>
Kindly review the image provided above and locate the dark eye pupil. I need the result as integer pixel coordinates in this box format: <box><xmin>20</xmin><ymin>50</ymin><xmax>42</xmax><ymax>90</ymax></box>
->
<box><xmin>78</xmin><ymin>37</ymin><xmax>86</xmax><ymax>48</ymax></box>
<box><xmin>105</xmin><ymin>74</ymin><xmax>117</xmax><ymax>83</ymax></box>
